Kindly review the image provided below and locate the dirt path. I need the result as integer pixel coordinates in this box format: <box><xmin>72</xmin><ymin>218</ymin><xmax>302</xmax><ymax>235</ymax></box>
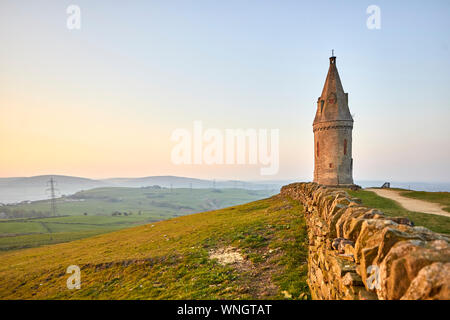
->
<box><xmin>366</xmin><ymin>188</ymin><xmax>450</xmax><ymax>218</ymax></box>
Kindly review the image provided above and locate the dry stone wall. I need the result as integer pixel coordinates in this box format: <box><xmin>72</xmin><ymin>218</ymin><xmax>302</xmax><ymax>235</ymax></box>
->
<box><xmin>280</xmin><ymin>182</ymin><xmax>450</xmax><ymax>300</ymax></box>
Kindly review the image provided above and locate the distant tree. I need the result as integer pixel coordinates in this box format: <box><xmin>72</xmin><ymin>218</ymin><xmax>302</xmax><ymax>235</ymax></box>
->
<box><xmin>83</xmin><ymin>212</ymin><xmax>88</xmax><ymax>216</ymax></box>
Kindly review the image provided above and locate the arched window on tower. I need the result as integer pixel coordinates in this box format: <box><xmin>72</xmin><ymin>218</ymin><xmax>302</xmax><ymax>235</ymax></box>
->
<box><xmin>320</xmin><ymin>100</ymin><xmax>324</xmax><ymax>113</ymax></box>
<box><xmin>316</xmin><ymin>142</ymin><xmax>319</xmax><ymax>158</ymax></box>
<box><xmin>344</xmin><ymin>139</ymin><xmax>347</xmax><ymax>155</ymax></box>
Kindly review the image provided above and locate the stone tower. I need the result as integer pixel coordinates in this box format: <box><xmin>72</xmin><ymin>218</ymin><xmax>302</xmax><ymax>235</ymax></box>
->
<box><xmin>313</xmin><ymin>55</ymin><xmax>355</xmax><ymax>187</ymax></box>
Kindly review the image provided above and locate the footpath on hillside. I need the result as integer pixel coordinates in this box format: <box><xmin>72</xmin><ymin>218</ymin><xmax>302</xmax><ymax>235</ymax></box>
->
<box><xmin>366</xmin><ymin>188</ymin><xmax>450</xmax><ymax>218</ymax></box>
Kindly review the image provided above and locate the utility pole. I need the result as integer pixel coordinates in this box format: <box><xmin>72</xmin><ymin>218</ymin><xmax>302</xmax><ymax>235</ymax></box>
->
<box><xmin>46</xmin><ymin>177</ymin><xmax>58</xmax><ymax>217</ymax></box>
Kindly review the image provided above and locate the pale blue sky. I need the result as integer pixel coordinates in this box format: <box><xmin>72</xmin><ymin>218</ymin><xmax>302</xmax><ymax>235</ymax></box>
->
<box><xmin>1</xmin><ymin>1</ymin><xmax>449</xmax><ymax>181</ymax></box>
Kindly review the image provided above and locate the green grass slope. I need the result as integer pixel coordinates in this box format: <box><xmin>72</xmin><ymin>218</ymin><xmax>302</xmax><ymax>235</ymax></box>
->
<box><xmin>348</xmin><ymin>189</ymin><xmax>450</xmax><ymax>234</ymax></box>
<box><xmin>0</xmin><ymin>195</ymin><xmax>309</xmax><ymax>300</ymax></box>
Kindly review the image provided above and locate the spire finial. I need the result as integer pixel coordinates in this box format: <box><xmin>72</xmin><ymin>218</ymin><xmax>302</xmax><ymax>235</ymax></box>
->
<box><xmin>330</xmin><ymin>50</ymin><xmax>336</xmax><ymax>64</ymax></box>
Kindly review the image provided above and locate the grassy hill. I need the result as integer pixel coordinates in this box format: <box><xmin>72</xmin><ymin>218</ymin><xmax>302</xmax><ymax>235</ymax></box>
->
<box><xmin>0</xmin><ymin>195</ymin><xmax>309</xmax><ymax>300</ymax></box>
<box><xmin>0</xmin><ymin>187</ymin><xmax>276</xmax><ymax>251</ymax></box>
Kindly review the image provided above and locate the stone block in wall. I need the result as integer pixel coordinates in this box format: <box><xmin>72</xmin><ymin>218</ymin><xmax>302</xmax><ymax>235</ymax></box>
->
<box><xmin>358</xmin><ymin>289</ymin><xmax>378</xmax><ymax>300</ymax></box>
<box><xmin>341</xmin><ymin>284</ymin><xmax>367</xmax><ymax>300</ymax></box>
<box><xmin>326</xmin><ymin>199</ymin><xmax>350</xmax><ymax>225</ymax></box>
<box><xmin>357</xmin><ymin>222</ymin><xmax>448</xmax><ymax>291</ymax></box>
<box><xmin>331</xmin><ymin>238</ymin><xmax>354</xmax><ymax>254</ymax></box>
<box><xmin>377</xmin><ymin>225</ymin><xmax>447</xmax><ymax>263</ymax></box>
<box><xmin>342</xmin><ymin>271</ymin><xmax>364</xmax><ymax>287</ymax></box>
<box><xmin>354</xmin><ymin>219</ymin><xmax>400</xmax><ymax>263</ymax></box>
<box><xmin>320</xmin><ymin>281</ymin><xmax>331</xmax><ymax>299</ymax></box>
<box><xmin>359</xmin><ymin>245</ymin><xmax>379</xmax><ymax>286</ymax></box>
<box><xmin>342</xmin><ymin>209</ymin><xmax>385</xmax><ymax>241</ymax></box>
<box><xmin>335</xmin><ymin>206</ymin><xmax>370</xmax><ymax>239</ymax></box>
<box><xmin>315</xmin><ymin>267</ymin><xmax>325</xmax><ymax>285</ymax></box>
<box><xmin>378</xmin><ymin>239</ymin><xmax>450</xmax><ymax>300</ymax></box>
<box><xmin>325</xmin><ymin>250</ymin><xmax>356</xmax><ymax>277</ymax></box>
<box><xmin>400</xmin><ymin>262</ymin><xmax>450</xmax><ymax>300</ymax></box>
<box><xmin>318</xmin><ymin>194</ymin><xmax>334</xmax><ymax>219</ymax></box>
<box><xmin>328</xmin><ymin>207</ymin><xmax>349</xmax><ymax>239</ymax></box>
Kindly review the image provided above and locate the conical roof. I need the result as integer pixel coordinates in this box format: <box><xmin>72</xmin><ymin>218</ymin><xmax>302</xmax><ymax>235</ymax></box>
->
<box><xmin>314</xmin><ymin>56</ymin><xmax>353</xmax><ymax>124</ymax></box>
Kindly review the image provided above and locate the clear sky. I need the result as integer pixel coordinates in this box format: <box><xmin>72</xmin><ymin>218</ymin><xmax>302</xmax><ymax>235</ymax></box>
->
<box><xmin>1</xmin><ymin>0</ymin><xmax>449</xmax><ymax>182</ymax></box>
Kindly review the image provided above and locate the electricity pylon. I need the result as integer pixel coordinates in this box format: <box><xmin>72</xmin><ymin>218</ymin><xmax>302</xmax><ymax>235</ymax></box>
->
<box><xmin>46</xmin><ymin>177</ymin><xmax>58</xmax><ymax>217</ymax></box>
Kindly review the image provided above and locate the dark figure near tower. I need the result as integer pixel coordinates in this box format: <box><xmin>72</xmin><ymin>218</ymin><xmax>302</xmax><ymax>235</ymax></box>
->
<box><xmin>313</xmin><ymin>54</ymin><xmax>358</xmax><ymax>188</ymax></box>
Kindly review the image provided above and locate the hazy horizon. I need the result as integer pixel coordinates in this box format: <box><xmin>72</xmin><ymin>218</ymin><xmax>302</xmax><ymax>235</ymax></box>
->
<box><xmin>1</xmin><ymin>173</ymin><xmax>450</xmax><ymax>186</ymax></box>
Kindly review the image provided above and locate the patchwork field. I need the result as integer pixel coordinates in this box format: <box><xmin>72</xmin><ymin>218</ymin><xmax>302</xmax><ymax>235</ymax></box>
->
<box><xmin>0</xmin><ymin>187</ymin><xmax>276</xmax><ymax>250</ymax></box>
